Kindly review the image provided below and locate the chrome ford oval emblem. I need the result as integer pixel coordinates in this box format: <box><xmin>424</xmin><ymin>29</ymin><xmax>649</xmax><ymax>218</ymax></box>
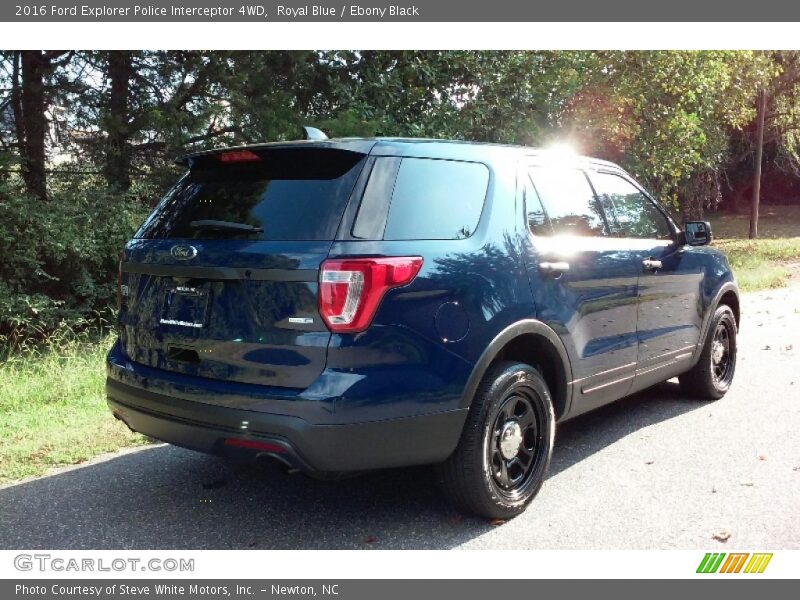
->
<box><xmin>170</xmin><ymin>244</ymin><xmax>197</xmax><ymax>260</ymax></box>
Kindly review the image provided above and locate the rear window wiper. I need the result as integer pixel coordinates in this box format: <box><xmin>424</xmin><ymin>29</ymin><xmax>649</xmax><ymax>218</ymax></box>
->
<box><xmin>189</xmin><ymin>220</ymin><xmax>264</xmax><ymax>235</ymax></box>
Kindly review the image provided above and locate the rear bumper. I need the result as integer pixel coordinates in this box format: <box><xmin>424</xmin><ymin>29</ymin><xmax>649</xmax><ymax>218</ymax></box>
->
<box><xmin>106</xmin><ymin>377</ymin><xmax>467</xmax><ymax>473</ymax></box>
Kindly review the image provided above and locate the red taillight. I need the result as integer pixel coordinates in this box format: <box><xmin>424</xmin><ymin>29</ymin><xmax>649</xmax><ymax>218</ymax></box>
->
<box><xmin>319</xmin><ymin>257</ymin><xmax>423</xmax><ymax>333</ymax></box>
<box><xmin>217</xmin><ymin>149</ymin><xmax>261</xmax><ymax>164</ymax></box>
<box><xmin>223</xmin><ymin>438</ymin><xmax>286</xmax><ymax>453</ymax></box>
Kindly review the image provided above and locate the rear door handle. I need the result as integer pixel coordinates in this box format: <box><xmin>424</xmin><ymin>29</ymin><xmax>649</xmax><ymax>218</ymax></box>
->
<box><xmin>642</xmin><ymin>258</ymin><xmax>663</xmax><ymax>272</ymax></box>
<box><xmin>539</xmin><ymin>261</ymin><xmax>570</xmax><ymax>277</ymax></box>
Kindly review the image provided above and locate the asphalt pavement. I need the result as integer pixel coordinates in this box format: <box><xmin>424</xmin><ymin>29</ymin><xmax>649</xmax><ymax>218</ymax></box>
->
<box><xmin>1</xmin><ymin>286</ymin><xmax>798</xmax><ymax>549</ymax></box>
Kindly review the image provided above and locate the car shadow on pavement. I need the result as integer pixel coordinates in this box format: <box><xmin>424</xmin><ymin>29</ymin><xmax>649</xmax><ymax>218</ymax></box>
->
<box><xmin>0</xmin><ymin>381</ymin><xmax>705</xmax><ymax>550</ymax></box>
<box><xmin>550</xmin><ymin>380</ymin><xmax>706</xmax><ymax>478</ymax></box>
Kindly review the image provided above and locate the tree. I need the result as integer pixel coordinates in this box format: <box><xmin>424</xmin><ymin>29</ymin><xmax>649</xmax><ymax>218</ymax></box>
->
<box><xmin>223</xmin><ymin>51</ymin><xmax>329</xmax><ymax>142</ymax></box>
<box><xmin>563</xmin><ymin>51</ymin><xmax>769</xmax><ymax>218</ymax></box>
<box><xmin>10</xmin><ymin>51</ymin><xmax>72</xmax><ymax>201</ymax></box>
<box><xmin>747</xmin><ymin>52</ymin><xmax>800</xmax><ymax>235</ymax></box>
<box><xmin>101</xmin><ymin>51</ymin><xmax>134</xmax><ymax>190</ymax></box>
<box><xmin>67</xmin><ymin>51</ymin><xmax>235</xmax><ymax>189</ymax></box>
<box><xmin>750</xmin><ymin>89</ymin><xmax>766</xmax><ymax>239</ymax></box>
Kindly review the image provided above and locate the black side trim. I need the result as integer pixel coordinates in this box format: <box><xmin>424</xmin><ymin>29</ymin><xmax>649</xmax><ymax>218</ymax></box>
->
<box><xmin>579</xmin><ymin>363</ymin><xmax>636</xmax><ymax>395</ymax></box>
<box><xmin>459</xmin><ymin>319</ymin><xmax>573</xmax><ymax>418</ymax></box>
<box><xmin>122</xmin><ymin>263</ymin><xmax>317</xmax><ymax>282</ymax></box>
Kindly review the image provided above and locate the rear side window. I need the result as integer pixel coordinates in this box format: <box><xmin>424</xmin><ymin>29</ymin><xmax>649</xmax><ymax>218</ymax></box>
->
<box><xmin>529</xmin><ymin>166</ymin><xmax>607</xmax><ymax>237</ymax></box>
<box><xmin>353</xmin><ymin>157</ymin><xmax>489</xmax><ymax>240</ymax></box>
<box><xmin>136</xmin><ymin>148</ymin><xmax>366</xmax><ymax>241</ymax></box>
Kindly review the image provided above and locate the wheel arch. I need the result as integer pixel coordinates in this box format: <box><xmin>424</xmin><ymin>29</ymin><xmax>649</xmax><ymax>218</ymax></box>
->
<box><xmin>692</xmin><ymin>281</ymin><xmax>740</xmax><ymax>366</ymax></box>
<box><xmin>459</xmin><ymin>319</ymin><xmax>574</xmax><ymax>421</ymax></box>
<box><xmin>718</xmin><ymin>289</ymin><xmax>740</xmax><ymax>329</ymax></box>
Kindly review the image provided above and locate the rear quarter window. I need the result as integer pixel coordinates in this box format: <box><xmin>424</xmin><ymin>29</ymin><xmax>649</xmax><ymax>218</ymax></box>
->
<box><xmin>353</xmin><ymin>157</ymin><xmax>489</xmax><ymax>240</ymax></box>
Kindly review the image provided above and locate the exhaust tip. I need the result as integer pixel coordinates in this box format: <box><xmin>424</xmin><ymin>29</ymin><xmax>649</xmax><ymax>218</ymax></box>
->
<box><xmin>256</xmin><ymin>452</ymin><xmax>300</xmax><ymax>475</ymax></box>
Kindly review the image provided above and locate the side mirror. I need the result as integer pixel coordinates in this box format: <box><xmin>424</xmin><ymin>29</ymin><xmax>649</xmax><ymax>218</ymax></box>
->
<box><xmin>684</xmin><ymin>221</ymin><xmax>713</xmax><ymax>246</ymax></box>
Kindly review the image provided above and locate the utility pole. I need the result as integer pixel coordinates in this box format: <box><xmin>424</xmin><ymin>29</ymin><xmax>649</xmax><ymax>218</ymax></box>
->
<box><xmin>749</xmin><ymin>88</ymin><xmax>767</xmax><ymax>239</ymax></box>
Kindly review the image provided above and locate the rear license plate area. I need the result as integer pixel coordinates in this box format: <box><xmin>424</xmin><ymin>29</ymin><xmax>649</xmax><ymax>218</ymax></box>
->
<box><xmin>160</xmin><ymin>284</ymin><xmax>210</xmax><ymax>328</ymax></box>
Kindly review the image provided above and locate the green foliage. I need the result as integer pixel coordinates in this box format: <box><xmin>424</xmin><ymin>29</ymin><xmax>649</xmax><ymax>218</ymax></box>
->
<box><xmin>316</xmin><ymin>108</ymin><xmax>388</xmax><ymax>138</ymax></box>
<box><xmin>0</xmin><ymin>176</ymin><xmax>150</xmax><ymax>339</ymax></box>
<box><xmin>710</xmin><ymin>206</ymin><xmax>800</xmax><ymax>292</ymax></box>
<box><xmin>763</xmin><ymin>52</ymin><xmax>800</xmax><ymax>167</ymax></box>
<box><xmin>589</xmin><ymin>51</ymin><xmax>774</xmax><ymax>216</ymax></box>
<box><xmin>316</xmin><ymin>51</ymin><xmax>789</xmax><ymax>217</ymax></box>
<box><xmin>716</xmin><ymin>237</ymin><xmax>800</xmax><ymax>292</ymax></box>
<box><xmin>0</xmin><ymin>320</ymin><xmax>145</xmax><ymax>482</ymax></box>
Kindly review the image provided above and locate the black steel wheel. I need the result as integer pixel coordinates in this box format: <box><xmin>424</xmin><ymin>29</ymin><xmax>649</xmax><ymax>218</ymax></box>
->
<box><xmin>436</xmin><ymin>362</ymin><xmax>555</xmax><ymax>519</ymax></box>
<box><xmin>680</xmin><ymin>304</ymin><xmax>738</xmax><ymax>400</ymax></box>
<box><xmin>487</xmin><ymin>390</ymin><xmax>548</xmax><ymax>501</ymax></box>
<box><xmin>710</xmin><ymin>320</ymin><xmax>735</xmax><ymax>388</ymax></box>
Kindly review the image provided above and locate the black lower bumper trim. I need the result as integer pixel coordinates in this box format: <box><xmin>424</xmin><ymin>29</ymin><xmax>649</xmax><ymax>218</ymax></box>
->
<box><xmin>106</xmin><ymin>378</ymin><xmax>467</xmax><ymax>473</ymax></box>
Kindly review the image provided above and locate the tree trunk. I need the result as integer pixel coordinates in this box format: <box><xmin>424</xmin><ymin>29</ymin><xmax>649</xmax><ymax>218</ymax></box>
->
<box><xmin>10</xmin><ymin>52</ymin><xmax>26</xmax><ymax>164</ymax></box>
<box><xmin>749</xmin><ymin>89</ymin><xmax>767</xmax><ymax>239</ymax></box>
<box><xmin>103</xmin><ymin>51</ymin><xmax>133</xmax><ymax>190</ymax></box>
<box><xmin>19</xmin><ymin>51</ymin><xmax>48</xmax><ymax>202</ymax></box>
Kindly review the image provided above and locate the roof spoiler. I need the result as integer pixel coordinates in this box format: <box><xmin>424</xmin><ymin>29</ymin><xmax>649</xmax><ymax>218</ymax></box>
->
<box><xmin>177</xmin><ymin>126</ymin><xmax>333</xmax><ymax>166</ymax></box>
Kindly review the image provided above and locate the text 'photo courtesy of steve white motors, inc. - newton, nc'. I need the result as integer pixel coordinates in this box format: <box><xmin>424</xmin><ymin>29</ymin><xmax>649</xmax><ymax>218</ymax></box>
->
<box><xmin>15</xmin><ymin>583</ymin><xmax>340</xmax><ymax>598</ymax></box>
<box><xmin>13</xmin><ymin>4</ymin><xmax>421</xmax><ymax>19</ymax></box>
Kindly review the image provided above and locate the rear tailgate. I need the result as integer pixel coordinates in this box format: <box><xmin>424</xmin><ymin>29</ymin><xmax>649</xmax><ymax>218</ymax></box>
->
<box><xmin>117</xmin><ymin>146</ymin><xmax>368</xmax><ymax>389</ymax></box>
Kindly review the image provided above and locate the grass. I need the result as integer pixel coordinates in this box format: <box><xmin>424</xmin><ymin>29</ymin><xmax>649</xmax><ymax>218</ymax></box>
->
<box><xmin>714</xmin><ymin>237</ymin><xmax>800</xmax><ymax>291</ymax></box>
<box><xmin>0</xmin><ymin>324</ymin><xmax>146</xmax><ymax>485</ymax></box>
<box><xmin>709</xmin><ymin>205</ymin><xmax>800</xmax><ymax>292</ymax></box>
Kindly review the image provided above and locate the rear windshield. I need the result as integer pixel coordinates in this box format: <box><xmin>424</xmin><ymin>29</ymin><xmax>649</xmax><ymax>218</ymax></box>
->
<box><xmin>135</xmin><ymin>148</ymin><xmax>366</xmax><ymax>241</ymax></box>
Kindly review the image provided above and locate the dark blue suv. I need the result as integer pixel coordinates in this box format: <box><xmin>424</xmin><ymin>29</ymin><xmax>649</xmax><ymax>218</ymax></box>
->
<box><xmin>107</xmin><ymin>137</ymin><xmax>740</xmax><ymax>518</ymax></box>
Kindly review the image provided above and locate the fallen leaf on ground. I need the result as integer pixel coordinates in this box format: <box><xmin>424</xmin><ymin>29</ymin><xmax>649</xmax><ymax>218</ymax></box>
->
<box><xmin>758</xmin><ymin>454</ymin><xmax>768</xmax><ymax>461</ymax></box>
<box><xmin>363</xmin><ymin>535</ymin><xmax>377</xmax><ymax>544</ymax></box>
<box><xmin>713</xmin><ymin>531</ymin><xmax>731</xmax><ymax>543</ymax></box>
<box><xmin>645</xmin><ymin>460</ymin><xmax>654</xmax><ymax>465</ymax></box>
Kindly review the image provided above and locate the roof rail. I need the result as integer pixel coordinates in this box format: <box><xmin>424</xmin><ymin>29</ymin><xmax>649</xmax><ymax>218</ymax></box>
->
<box><xmin>302</xmin><ymin>126</ymin><xmax>328</xmax><ymax>140</ymax></box>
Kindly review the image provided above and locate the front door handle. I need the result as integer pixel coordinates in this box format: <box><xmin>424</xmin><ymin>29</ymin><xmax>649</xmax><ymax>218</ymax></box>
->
<box><xmin>642</xmin><ymin>258</ymin><xmax>663</xmax><ymax>272</ymax></box>
<box><xmin>539</xmin><ymin>261</ymin><xmax>570</xmax><ymax>277</ymax></box>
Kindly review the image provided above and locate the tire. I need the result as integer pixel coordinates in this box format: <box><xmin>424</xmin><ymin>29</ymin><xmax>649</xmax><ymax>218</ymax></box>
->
<box><xmin>436</xmin><ymin>361</ymin><xmax>555</xmax><ymax>520</ymax></box>
<box><xmin>679</xmin><ymin>305</ymin><xmax>737</xmax><ymax>400</ymax></box>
